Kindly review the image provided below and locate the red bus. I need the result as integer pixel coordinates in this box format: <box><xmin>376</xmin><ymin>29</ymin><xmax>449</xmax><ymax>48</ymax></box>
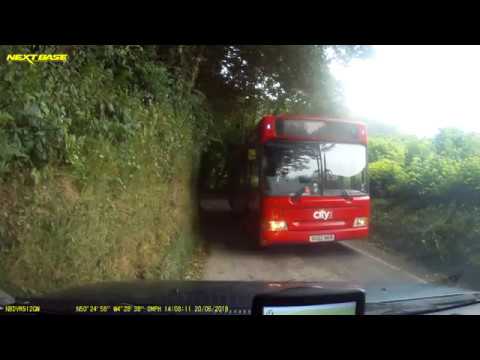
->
<box><xmin>228</xmin><ymin>114</ymin><xmax>369</xmax><ymax>248</ymax></box>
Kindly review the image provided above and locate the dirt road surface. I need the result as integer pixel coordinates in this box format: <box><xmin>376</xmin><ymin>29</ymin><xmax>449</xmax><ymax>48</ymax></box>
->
<box><xmin>200</xmin><ymin>196</ymin><xmax>429</xmax><ymax>288</ymax></box>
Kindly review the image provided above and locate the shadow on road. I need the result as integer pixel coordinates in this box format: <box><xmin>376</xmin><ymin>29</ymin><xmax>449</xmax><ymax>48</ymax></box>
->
<box><xmin>199</xmin><ymin>195</ymin><xmax>354</xmax><ymax>258</ymax></box>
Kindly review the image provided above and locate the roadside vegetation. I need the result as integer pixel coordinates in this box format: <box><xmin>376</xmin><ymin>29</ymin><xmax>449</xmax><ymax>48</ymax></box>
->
<box><xmin>0</xmin><ymin>45</ymin><xmax>211</xmax><ymax>295</ymax></box>
<box><xmin>368</xmin><ymin>129</ymin><xmax>480</xmax><ymax>285</ymax></box>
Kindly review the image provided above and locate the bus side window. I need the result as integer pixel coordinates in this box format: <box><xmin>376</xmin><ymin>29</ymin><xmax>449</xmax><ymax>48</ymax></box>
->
<box><xmin>248</xmin><ymin>147</ymin><xmax>259</xmax><ymax>189</ymax></box>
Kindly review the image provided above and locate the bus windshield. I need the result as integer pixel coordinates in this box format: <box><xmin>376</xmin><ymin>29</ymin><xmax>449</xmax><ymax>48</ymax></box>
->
<box><xmin>262</xmin><ymin>141</ymin><xmax>368</xmax><ymax>197</ymax></box>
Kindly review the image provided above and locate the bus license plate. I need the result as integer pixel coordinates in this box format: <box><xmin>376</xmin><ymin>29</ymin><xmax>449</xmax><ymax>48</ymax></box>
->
<box><xmin>310</xmin><ymin>234</ymin><xmax>335</xmax><ymax>243</ymax></box>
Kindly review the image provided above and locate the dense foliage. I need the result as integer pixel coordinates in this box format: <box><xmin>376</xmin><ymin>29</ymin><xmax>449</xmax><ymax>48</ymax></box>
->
<box><xmin>0</xmin><ymin>45</ymin><xmax>212</xmax><ymax>295</ymax></box>
<box><xmin>369</xmin><ymin>130</ymin><xmax>480</xmax><ymax>203</ymax></box>
<box><xmin>0</xmin><ymin>45</ymin><xmax>212</xmax><ymax>179</ymax></box>
<box><xmin>369</xmin><ymin>129</ymin><xmax>480</xmax><ymax>284</ymax></box>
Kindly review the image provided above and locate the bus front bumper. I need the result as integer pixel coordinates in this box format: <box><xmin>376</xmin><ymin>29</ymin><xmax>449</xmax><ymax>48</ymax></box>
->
<box><xmin>260</xmin><ymin>227</ymin><xmax>369</xmax><ymax>247</ymax></box>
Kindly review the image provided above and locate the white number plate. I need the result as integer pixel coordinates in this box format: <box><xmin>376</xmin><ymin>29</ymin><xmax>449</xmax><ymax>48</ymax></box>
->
<box><xmin>309</xmin><ymin>234</ymin><xmax>335</xmax><ymax>243</ymax></box>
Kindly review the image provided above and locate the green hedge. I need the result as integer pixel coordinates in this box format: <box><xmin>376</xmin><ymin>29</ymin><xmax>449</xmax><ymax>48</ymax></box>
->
<box><xmin>369</xmin><ymin>130</ymin><xmax>480</xmax><ymax>285</ymax></box>
<box><xmin>368</xmin><ymin>131</ymin><xmax>480</xmax><ymax>203</ymax></box>
<box><xmin>0</xmin><ymin>45</ymin><xmax>212</xmax><ymax>296</ymax></box>
<box><xmin>371</xmin><ymin>200</ymin><xmax>480</xmax><ymax>276</ymax></box>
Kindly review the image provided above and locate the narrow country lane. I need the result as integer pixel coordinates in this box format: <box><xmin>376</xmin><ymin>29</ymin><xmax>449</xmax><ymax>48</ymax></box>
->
<box><xmin>200</xmin><ymin>196</ymin><xmax>428</xmax><ymax>288</ymax></box>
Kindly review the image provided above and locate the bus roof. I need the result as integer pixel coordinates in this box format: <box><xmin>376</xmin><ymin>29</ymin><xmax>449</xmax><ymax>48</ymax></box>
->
<box><xmin>252</xmin><ymin>115</ymin><xmax>368</xmax><ymax>144</ymax></box>
<box><xmin>269</xmin><ymin>114</ymin><xmax>366</xmax><ymax>127</ymax></box>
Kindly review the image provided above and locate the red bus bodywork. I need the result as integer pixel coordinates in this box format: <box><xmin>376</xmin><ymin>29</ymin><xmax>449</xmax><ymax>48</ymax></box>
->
<box><xmin>229</xmin><ymin>114</ymin><xmax>370</xmax><ymax>247</ymax></box>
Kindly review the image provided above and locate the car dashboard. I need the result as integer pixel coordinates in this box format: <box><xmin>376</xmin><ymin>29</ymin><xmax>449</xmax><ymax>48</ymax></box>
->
<box><xmin>2</xmin><ymin>281</ymin><xmax>480</xmax><ymax>316</ymax></box>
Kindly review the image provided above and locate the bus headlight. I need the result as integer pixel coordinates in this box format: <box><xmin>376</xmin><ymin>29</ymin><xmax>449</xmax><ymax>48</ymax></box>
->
<box><xmin>266</xmin><ymin>220</ymin><xmax>288</xmax><ymax>231</ymax></box>
<box><xmin>353</xmin><ymin>217</ymin><xmax>368</xmax><ymax>227</ymax></box>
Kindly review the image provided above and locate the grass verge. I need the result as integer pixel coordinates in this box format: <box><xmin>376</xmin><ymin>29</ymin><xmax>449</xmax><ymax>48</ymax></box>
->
<box><xmin>370</xmin><ymin>199</ymin><xmax>480</xmax><ymax>288</ymax></box>
<box><xmin>0</xmin><ymin>137</ymin><xmax>207</xmax><ymax>297</ymax></box>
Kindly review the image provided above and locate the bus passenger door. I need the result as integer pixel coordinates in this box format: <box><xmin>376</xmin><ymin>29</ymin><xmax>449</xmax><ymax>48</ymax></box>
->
<box><xmin>228</xmin><ymin>146</ymin><xmax>249</xmax><ymax>215</ymax></box>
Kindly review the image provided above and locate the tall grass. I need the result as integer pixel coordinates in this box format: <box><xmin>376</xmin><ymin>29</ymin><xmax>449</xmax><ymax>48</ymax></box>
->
<box><xmin>0</xmin><ymin>135</ymin><xmax>203</xmax><ymax>296</ymax></box>
<box><xmin>370</xmin><ymin>199</ymin><xmax>480</xmax><ymax>286</ymax></box>
<box><xmin>0</xmin><ymin>46</ymin><xmax>210</xmax><ymax>296</ymax></box>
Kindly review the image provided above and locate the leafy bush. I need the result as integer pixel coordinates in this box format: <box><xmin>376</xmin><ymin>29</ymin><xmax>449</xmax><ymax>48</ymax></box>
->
<box><xmin>369</xmin><ymin>159</ymin><xmax>408</xmax><ymax>197</ymax></box>
<box><xmin>458</xmin><ymin>156</ymin><xmax>480</xmax><ymax>192</ymax></box>
<box><xmin>403</xmin><ymin>137</ymin><xmax>432</xmax><ymax>164</ymax></box>
<box><xmin>372</xmin><ymin>201</ymin><xmax>480</xmax><ymax>272</ymax></box>
<box><xmin>405</xmin><ymin>155</ymin><xmax>461</xmax><ymax>199</ymax></box>
<box><xmin>368</xmin><ymin>136</ymin><xmax>406</xmax><ymax>163</ymax></box>
<box><xmin>368</xmin><ymin>129</ymin><xmax>480</xmax><ymax>204</ymax></box>
<box><xmin>0</xmin><ymin>45</ymin><xmax>213</xmax><ymax>177</ymax></box>
<box><xmin>369</xmin><ymin>129</ymin><xmax>480</xmax><ymax>284</ymax></box>
<box><xmin>433</xmin><ymin>128</ymin><xmax>480</xmax><ymax>160</ymax></box>
<box><xmin>0</xmin><ymin>45</ymin><xmax>212</xmax><ymax>295</ymax></box>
